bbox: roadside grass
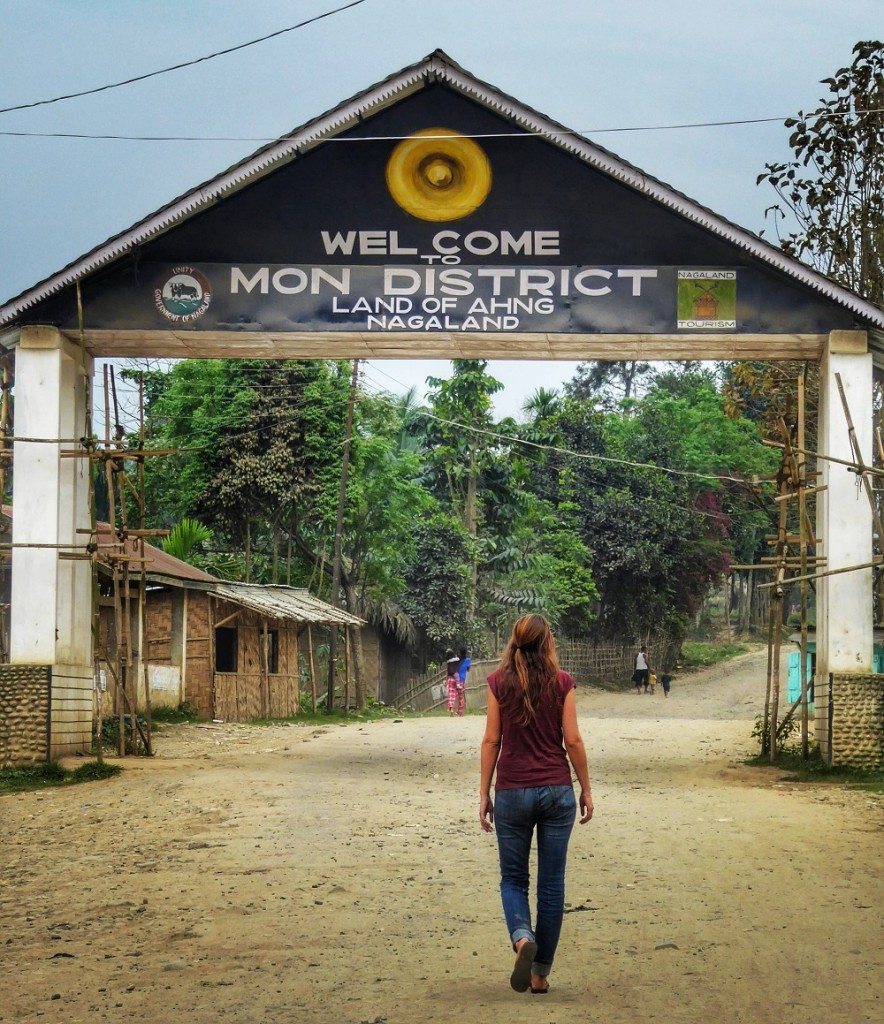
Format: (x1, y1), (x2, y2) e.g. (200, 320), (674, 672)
(245, 701), (485, 727)
(0, 760), (121, 795)
(150, 702), (200, 724)
(247, 699), (420, 727)
(680, 641), (748, 668)
(745, 746), (884, 792)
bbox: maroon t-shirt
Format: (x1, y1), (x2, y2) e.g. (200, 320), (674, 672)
(487, 669), (575, 791)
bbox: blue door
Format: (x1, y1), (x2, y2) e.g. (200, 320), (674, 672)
(787, 652), (813, 704)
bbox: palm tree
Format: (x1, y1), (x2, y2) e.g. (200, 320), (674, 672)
(522, 386), (561, 422)
(162, 518), (212, 564)
(393, 386), (428, 454)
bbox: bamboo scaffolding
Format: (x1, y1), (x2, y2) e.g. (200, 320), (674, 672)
(834, 373), (884, 545)
(769, 464), (788, 762)
(797, 371), (810, 761)
(343, 626), (351, 713)
(137, 376), (152, 755)
(763, 438), (884, 478)
(307, 625), (317, 715)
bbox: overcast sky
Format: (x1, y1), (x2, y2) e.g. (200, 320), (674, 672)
(1, 1), (880, 417)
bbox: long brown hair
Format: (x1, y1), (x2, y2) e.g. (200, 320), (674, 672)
(495, 615), (560, 724)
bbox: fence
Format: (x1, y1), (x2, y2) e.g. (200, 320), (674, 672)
(393, 636), (677, 712)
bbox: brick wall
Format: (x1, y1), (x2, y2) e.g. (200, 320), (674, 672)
(830, 673), (884, 770)
(0, 665), (50, 768)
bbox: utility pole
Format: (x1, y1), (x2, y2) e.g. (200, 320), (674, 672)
(326, 360), (360, 713)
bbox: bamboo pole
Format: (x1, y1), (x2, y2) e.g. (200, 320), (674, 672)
(261, 619), (270, 718)
(343, 626), (351, 714)
(213, 609), (242, 630)
(834, 372), (884, 546)
(103, 366), (125, 757)
(326, 359), (360, 713)
(292, 625), (300, 716)
(762, 596), (775, 757)
(763, 438), (884, 478)
(307, 625), (317, 715)
(137, 375), (152, 756)
(111, 368), (136, 754)
(208, 595), (217, 720)
(758, 557), (883, 589)
(75, 284), (103, 764)
(769, 451), (789, 763)
(798, 371), (810, 761)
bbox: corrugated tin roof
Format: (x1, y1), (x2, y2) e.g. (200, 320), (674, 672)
(211, 582), (363, 627)
(95, 522), (217, 582)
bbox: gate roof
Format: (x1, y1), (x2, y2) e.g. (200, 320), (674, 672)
(1, 50), (881, 354)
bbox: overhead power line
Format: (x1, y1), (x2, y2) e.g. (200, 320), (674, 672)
(0, 0), (369, 116)
(2, 106), (881, 142)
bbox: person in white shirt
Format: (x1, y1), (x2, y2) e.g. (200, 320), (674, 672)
(633, 646), (650, 694)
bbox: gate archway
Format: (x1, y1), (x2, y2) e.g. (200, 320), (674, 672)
(1, 49), (881, 759)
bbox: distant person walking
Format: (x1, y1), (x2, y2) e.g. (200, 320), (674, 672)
(634, 645), (650, 694)
(661, 671), (672, 698)
(456, 647), (472, 716)
(480, 615), (593, 994)
(446, 650), (462, 717)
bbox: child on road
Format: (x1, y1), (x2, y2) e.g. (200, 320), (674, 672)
(446, 651), (463, 717)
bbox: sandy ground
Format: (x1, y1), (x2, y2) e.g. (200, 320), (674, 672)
(1, 650), (881, 1024)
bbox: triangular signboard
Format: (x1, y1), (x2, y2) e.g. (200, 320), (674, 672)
(2, 50), (881, 358)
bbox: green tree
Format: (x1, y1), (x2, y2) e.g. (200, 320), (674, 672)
(758, 39), (883, 304)
(565, 360), (654, 407)
(401, 512), (481, 659)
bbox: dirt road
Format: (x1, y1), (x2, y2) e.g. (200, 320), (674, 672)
(1, 651), (881, 1024)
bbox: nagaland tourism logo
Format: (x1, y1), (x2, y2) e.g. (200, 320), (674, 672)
(154, 266), (212, 322)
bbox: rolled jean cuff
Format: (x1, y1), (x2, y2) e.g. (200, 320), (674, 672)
(532, 961), (552, 978)
(511, 927), (534, 949)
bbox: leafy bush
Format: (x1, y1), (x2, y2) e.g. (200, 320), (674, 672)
(0, 760), (121, 794)
(150, 702), (200, 723)
(680, 641), (747, 667)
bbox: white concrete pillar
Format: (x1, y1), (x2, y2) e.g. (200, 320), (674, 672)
(10, 326), (93, 756)
(816, 330), (873, 758)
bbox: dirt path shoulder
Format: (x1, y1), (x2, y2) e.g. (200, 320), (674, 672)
(0, 651), (880, 1024)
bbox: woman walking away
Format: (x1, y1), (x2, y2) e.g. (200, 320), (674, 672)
(479, 615), (593, 994)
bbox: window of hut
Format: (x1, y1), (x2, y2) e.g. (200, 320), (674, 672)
(265, 630), (280, 674)
(215, 626), (238, 673)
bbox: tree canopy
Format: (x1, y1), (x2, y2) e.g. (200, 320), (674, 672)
(134, 355), (775, 665)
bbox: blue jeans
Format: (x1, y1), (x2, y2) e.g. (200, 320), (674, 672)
(494, 784), (576, 977)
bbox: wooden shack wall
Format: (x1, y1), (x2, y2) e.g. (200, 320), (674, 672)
(97, 589), (186, 715)
(212, 600), (301, 722)
(185, 591), (213, 717)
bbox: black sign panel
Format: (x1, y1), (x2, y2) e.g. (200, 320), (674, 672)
(27, 84), (853, 335)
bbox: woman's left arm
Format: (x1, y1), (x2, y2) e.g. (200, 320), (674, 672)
(479, 688), (502, 832)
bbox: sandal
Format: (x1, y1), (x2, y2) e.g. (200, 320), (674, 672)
(530, 984), (549, 994)
(510, 940), (538, 992)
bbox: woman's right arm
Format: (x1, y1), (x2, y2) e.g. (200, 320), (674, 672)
(562, 689), (594, 823)
(479, 688), (502, 832)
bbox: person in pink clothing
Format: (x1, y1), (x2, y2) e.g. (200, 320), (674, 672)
(446, 650), (463, 716)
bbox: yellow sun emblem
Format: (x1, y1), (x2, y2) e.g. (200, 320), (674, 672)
(385, 128), (492, 222)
